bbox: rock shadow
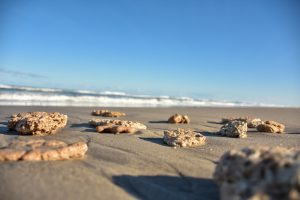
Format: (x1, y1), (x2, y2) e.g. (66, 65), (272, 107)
(206, 121), (223, 125)
(198, 131), (222, 138)
(139, 137), (167, 146)
(70, 122), (91, 128)
(112, 175), (220, 200)
(148, 120), (169, 124)
(0, 121), (20, 136)
(70, 122), (95, 133)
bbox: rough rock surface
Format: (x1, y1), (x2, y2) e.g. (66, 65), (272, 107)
(219, 120), (247, 138)
(89, 119), (147, 129)
(0, 139), (88, 161)
(92, 109), (126, 117)
(95, 125), (136, 134)
(221, 117), (263, 128)
(89, 119), (147, 134)
(8, 112), (68, 135)
(256, 120), (285, 133)
(247, 118), (263, 128)
(213, 146), (300, 200)
(163, 128), (206, 147)
(168, 114), (190, 124)
(221, 116), (249, 124)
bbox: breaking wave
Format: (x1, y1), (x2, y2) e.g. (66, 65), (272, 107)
(0, 84), (283, 107)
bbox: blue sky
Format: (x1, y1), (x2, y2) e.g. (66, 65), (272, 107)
(0, 0), (299, 106)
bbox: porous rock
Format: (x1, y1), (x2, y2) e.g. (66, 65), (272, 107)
(168, 114), (190, 124)
(163, 128), (206, 147)
(256, 120), (285, 133)
(0, 139), (88, 161)
(221, 116), (249, 124)
(95, 124), (136, 134)
(8, 112), (68, 136)
(92, 109), (126, 117)
(247, 118), (263, 128)
(89, 119), (146, 134)
(213, 146), (300, 200)
(219, 120), (247, 138)
(221, 117), (263, 128)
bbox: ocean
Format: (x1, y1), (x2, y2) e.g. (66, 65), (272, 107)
(0, 84), (282, 107)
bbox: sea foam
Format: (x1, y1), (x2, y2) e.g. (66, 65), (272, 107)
(0, 84), (282, 107)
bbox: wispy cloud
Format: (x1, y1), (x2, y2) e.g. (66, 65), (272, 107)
(0, 68), (47, 78)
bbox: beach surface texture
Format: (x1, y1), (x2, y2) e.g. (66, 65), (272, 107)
(0, 106), (299, 200)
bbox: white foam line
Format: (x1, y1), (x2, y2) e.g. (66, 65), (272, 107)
(0, 93), (287, 107)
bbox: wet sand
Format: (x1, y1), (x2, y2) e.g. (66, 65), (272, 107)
(0, 106), (299, 200)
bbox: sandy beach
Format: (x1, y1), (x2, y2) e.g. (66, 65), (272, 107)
(0, 106), (299, 200)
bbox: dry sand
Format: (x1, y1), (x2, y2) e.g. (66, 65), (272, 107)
(0, 106), (299, 200)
